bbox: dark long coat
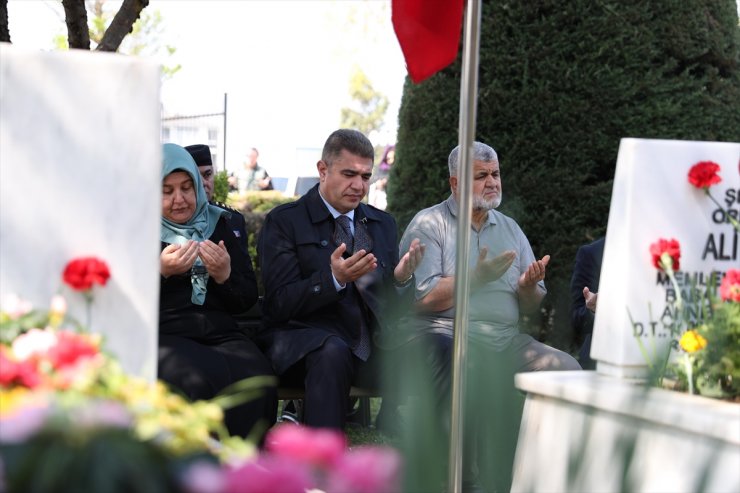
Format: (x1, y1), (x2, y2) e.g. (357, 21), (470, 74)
(257, 184), (407, 374)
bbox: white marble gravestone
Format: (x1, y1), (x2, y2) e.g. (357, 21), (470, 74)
(0, 44), (161, 379)
(591, 138), (740, 379)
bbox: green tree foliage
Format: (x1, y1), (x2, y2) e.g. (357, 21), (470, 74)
(390, 0), (740, 349)
(340, 67), (390, 138)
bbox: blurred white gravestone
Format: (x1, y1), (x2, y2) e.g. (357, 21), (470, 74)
(591, 138), (740, 379)
(0, 44), (161, 379)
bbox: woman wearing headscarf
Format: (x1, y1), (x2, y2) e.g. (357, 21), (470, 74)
(158, 143), (277, 440)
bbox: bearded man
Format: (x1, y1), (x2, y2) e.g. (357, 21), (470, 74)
(390, 141), (580, 492)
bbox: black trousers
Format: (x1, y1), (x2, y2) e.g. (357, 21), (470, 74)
(279, 335), (381, 429)
(158, 334), (278, 440)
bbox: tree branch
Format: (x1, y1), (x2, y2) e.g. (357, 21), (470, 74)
(96, 0), (149, 52)
(62, 0), (90, 49)
(0, 0), (10, 43)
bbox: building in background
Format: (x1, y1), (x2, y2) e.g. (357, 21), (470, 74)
(161, 101), (226, 171)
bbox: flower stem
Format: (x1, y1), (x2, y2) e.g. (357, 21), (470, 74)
(705, 189), (740, 232)
(684, 353), (694, 395)
(84, 292), (93, 330)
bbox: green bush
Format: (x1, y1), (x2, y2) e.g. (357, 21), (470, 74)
(390, 0), (740, 350)
(213, 171), (230, 204)
(230, 192), (295, 295)
(244, 191), (295, 213)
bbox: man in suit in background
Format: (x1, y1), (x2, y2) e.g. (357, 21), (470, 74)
(570, 236), (605, 370)
(256, 129), (424, 430)
(185, 144), (250, 259)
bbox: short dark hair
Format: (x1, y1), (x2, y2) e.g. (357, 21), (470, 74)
(321, 129), (374, 165)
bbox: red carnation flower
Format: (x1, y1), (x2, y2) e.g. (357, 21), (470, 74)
(62, 257), (110, 291)
(688, 161), (722, 190)
(45, 331), (99, 370)
(649, 238), (681, 272)
(720, 269), (740, 303)
(0, 350), (43, 389)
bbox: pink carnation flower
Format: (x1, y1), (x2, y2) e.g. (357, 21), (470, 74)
(224, 456), (313, 493)
(265, 423), (347, 468)
(326, 446), (403, 493)
(74, 399), (132, 429)
(180, 461), (225, 493)
(720, 269), (740, 302)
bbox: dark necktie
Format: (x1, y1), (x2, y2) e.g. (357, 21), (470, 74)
(334, 215), (373, 254)
(334, 215), (355, 253)
(333, 214), (371, 360)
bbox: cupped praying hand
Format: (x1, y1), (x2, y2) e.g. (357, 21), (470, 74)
(518, 254), (551, 289)
(395, 238), (425, 284)
(473, 247), (517, 286)
(199, 239), (232, 284)
(160, 240), (199, 278)
(331, 243), (378, 285)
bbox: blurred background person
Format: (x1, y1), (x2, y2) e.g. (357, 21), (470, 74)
(377, 144), (395, 179)
(368, 144), (395, 211)
(368, 176), (388, 210)
(570, 236), (604, 370)
(237, 147), (272, 192)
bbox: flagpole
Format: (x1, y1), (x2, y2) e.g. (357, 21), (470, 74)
(448, 0), (482, 492)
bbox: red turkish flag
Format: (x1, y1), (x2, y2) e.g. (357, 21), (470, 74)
(392, 0), (465, 83)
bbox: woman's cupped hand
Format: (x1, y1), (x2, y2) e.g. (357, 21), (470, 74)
(160, 240), (200, 278)
(199, 240), (231, 284)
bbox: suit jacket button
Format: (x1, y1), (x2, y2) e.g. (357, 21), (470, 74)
(320, 240), (328, 247)
(313, 285), (321, 293)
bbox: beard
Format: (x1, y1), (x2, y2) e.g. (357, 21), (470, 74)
(473, 192), (502, 211)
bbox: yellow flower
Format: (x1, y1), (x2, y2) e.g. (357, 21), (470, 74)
(0, 387), (49, 416)
(679, 329), (708, 353)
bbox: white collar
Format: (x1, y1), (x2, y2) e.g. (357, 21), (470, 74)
(318, 190), (355, 221)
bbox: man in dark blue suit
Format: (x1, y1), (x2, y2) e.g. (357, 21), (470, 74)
(257, 129), (424, 429)
(570, 236), (605, 369)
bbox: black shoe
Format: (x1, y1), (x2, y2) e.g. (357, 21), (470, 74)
(279, 399), (302, 424)
(345, 399), (364, 428)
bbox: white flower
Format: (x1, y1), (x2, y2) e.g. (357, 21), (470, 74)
(1, 293), (33, 319)
(11, 328), (57, 361)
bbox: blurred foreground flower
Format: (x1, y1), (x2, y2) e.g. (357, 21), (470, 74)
(1, 255), (402, 492)
(1, 299), (404, 493)
(62, 256), (111, 292)
(221, 424), (402, 493)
